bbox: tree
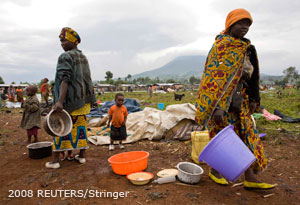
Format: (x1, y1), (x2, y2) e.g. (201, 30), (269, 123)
(0, 76), (4, 84)
(275, 78), (288, 86)
(166, 78), (175, 83)
(283, 66), (299, 85)
(113, 77), (123, 87)
(11, 81), (16, 84)
(20, 81), (30, 84)
(153, 77), (160, 83)
(137, 77), (145, 84)
(145, 77), (151, 84)
(105, 71), (113, 82)
(127, 74), (132, 82)
(189, 76), (200, 85)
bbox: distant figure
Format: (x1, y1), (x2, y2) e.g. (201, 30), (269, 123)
(174, 93), (185, 101)
(276, 89), (282, 98)
(20, 85), (41, 144)
(8, 85), (15, 102)
(107, 93), (128, 151)
(0, 88), (3, 106)
(16, 86), (24, 102)
(148, 86), (152, 98)
(41, 78), (50, 107)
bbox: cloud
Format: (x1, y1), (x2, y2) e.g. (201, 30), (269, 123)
(1, 0), (300, 83)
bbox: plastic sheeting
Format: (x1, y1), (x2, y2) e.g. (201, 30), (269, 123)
(5, 101), (22, 108)
(88, 103), (197, 145)
(274, 110), (300, 123)
(87, 98), (142, 117)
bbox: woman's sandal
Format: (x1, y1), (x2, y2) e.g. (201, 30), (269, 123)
(74, 155), (86, 164)
(45, 162), (60, 169)
(244, 180), (277, 190)
(209, 172), (229, 185)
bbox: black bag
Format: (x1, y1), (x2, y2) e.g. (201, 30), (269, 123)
(228, 82), (243, 113)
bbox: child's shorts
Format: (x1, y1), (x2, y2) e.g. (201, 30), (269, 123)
(110, 125), (127, 141)
(27, 126), (39, 136)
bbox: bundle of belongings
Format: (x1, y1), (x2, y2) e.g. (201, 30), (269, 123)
(88, 103), (200, 145)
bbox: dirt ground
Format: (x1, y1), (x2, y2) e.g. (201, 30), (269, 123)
(0, 109), (300, 205)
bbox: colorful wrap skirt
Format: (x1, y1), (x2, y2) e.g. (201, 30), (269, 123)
(208, 90), (268, 172)
(52, 115), (89, 152)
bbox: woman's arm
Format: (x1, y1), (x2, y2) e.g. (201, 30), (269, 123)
(52, 81), (68, 112)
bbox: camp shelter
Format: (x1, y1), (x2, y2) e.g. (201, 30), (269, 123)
(0, 84), (29, 94)
(95, 84), (115, 92)
(153, 83), (183, 91)
(120, 84), (136, 92)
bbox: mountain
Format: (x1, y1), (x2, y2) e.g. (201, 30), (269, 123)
(132, 55), (206, 80)
(131, 55), (282, 82)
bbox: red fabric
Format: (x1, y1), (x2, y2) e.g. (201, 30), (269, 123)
(262, 109), (281, 121)
(41, 83), (45, 93)
(27, 126), (38, 136)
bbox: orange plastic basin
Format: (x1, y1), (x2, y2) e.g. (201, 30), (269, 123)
(108, 151), (149, 175)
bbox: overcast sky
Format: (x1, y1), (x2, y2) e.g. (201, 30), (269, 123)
(1, 0), (299, 84)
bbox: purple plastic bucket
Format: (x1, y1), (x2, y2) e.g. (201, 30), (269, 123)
(259, 133), (266, 138)
(198, 125), (256, 182)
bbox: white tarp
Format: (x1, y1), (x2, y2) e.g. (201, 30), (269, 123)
(5, 101), (22, 108)
(88, 103), (197, 145)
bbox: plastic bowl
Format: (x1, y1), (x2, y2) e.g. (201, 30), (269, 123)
(44, 109), (72, 136)
(108, 151), (149, 175)
(177, 162), (204, 184)
(126, 172), (153, 185)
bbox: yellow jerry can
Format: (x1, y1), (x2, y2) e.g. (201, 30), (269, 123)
(191, 130), (210, 164)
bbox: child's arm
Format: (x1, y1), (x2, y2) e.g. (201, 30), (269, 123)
(123, 107), (128, 126)
(107, 115), (112, 128)
(123, 116), (127, 126)
(24, 101), (39, 113)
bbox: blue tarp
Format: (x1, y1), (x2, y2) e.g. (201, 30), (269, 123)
(87, 98), (142, 117)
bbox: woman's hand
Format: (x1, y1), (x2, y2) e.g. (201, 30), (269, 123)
(52, 101), (63, 112)
(213, 109), (225, 125)
(249, 102), (257, 114)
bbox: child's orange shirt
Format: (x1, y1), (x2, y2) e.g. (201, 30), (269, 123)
(108, 105), (128, 128)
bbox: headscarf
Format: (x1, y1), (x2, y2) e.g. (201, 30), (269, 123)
(59, 27), (81, 45)
(224, 8), (253, 34)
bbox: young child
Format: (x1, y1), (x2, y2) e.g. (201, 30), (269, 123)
(20, 85), (41, 143)
(45, 27), (96, 169)
(107, 93), (128, 150)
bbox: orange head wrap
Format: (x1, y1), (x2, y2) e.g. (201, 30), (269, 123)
(224, 8), (253, 34)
